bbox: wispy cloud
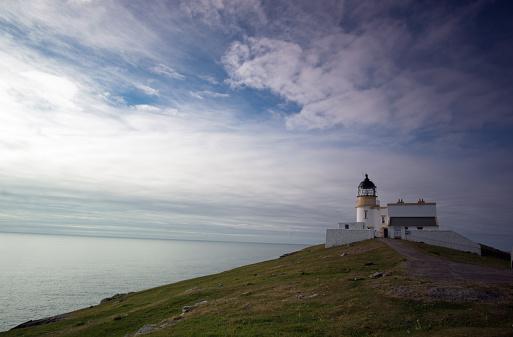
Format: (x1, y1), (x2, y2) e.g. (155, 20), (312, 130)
(132, 104), (161, 112)
(199, 75), (220, 85)
(152, 64), (185, 80)
(181, 0), (266, 34)
(0, 0), (158, 59)
(135, 83), (160, 96)
(189, 90), (230, 99)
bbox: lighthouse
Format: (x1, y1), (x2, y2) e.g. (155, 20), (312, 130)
(355, 174), (387, 230)
(325, 174), (480, 254)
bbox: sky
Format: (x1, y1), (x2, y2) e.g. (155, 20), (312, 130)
(0, 0), (512, 250)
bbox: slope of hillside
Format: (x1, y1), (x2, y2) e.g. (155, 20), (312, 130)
(2, 239), (512, 337)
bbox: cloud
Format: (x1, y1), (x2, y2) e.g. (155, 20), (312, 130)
(199, 75), (220, 85)
(100, 92), (126, 105)
(222, 36), (391, 129)
(221, 1), (512, 137)
(189, 90), (230, 99)
(132, 104), (161, 112)
(152, 64), (185, 80)
(135, 83), (159, 96)
(19, 71), (79, 111)
(189, 91), (204, 99)
(0, 0), (159, 60)
(181, 0), (266, 34)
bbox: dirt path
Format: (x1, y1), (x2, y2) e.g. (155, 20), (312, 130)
(379, 238), (513, 284)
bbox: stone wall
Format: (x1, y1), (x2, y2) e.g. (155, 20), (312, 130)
(325, 229), (374, 248)
(405, 230), (481, 255)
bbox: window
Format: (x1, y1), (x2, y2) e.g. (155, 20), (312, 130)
(382, 217), (385, 223)
(364, 211), (368, 219)
(345, 224), (349, 229)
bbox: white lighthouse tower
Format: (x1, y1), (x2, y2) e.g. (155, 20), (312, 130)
(355, 174), (387, 232)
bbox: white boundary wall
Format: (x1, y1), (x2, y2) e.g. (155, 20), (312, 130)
(405, 230), (481, 255)
(325, 229), (374, 248)
(325, 228), (481, 255)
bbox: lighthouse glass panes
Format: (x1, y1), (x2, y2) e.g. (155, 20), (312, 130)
(357, 174), (376, 197)
(358, 186), (376, 196)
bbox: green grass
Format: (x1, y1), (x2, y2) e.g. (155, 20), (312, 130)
(2, 239), (512, 337)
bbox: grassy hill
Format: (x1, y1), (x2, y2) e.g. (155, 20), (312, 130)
(2, 239), (512, 337)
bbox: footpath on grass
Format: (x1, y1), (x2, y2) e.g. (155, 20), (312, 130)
(380, 238), (513, 284)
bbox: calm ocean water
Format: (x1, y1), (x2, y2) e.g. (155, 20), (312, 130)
(0, 232), (309, 331)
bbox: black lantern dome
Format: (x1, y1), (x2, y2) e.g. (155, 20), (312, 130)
(358, 173), (376, 197)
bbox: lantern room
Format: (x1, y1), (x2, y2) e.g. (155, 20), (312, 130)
(358, 173), (376, 197)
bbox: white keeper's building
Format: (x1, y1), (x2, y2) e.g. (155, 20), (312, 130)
(325, 174), (481, 255)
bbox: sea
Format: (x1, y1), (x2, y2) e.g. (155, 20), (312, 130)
(0, 232), (309, 332)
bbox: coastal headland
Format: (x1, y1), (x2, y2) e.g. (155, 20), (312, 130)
(2, 239), (512, 336)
